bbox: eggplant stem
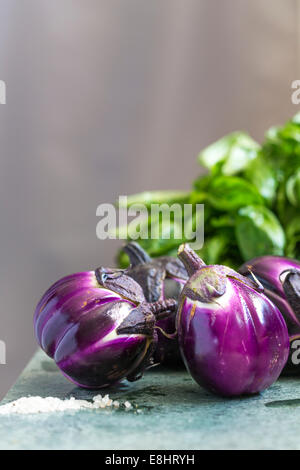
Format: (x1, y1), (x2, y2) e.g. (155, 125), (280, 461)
(123, 242), (152, 267)
(178, 243), (205, 276)
(245, 269), (264, 292)
(117, 299), (177, 337)
(95, 267), (125, 285)
(148, 298), (177, 320)
(282, 269), (300, 320)
(154, 325), (177, 340)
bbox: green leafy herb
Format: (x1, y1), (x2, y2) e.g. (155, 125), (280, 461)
(286, 169), (300, 207)
(235, 206), (285, 260)
(117, 114), (300, 267)
(198, 132), (259, 176)
(207, 176), (263, 211)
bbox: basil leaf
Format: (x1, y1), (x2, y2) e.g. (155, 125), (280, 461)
(285, 216), (300, 259)
(117, 190), (190, 209)
(244, 155), (277, 204)
(286, 169), (300, 207)
(198, 132), (259, 176)
(207, 176), (263, 211)
(193, 173), (212, 192)
(263, 116), (300, 177)
(235, 205), (285, 261)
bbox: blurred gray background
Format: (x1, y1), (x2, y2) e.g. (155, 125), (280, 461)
(0, 0), (298, 398)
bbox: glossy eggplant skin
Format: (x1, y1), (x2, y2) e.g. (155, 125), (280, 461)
(34, 271), (153, 389)
(239, 256), (300, 374)
(177, 245), (290, 397)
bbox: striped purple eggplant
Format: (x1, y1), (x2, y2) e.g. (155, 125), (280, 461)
(176, 244), (289, 397)
(34, 267), (176, 389)
(239, 256), (300, 374)
(123, 242), (188, 365)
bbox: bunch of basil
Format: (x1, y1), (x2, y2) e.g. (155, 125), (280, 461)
(118, 113), (300, 268)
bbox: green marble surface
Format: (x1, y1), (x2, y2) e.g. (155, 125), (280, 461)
(1, 350), (300, 449)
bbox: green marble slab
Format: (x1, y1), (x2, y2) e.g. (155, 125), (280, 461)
(1, 350), (300, 450)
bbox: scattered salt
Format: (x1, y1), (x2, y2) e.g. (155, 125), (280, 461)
(0, 395), (134, 415)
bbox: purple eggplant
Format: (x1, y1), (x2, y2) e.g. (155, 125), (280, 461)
(123, 242), (188, 365)
(239, 256), (300, 374)
(34, 267), (176, 389)
(176, 244), (289, 397)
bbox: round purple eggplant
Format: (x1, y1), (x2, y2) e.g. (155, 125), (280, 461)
(34, 267), (176, 388)
(176, 244), (289, 397)
(123, 242), (188, 365)
(239, 255), (300, 374)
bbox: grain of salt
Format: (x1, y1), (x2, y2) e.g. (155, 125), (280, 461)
(0, 395), (133, 415)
